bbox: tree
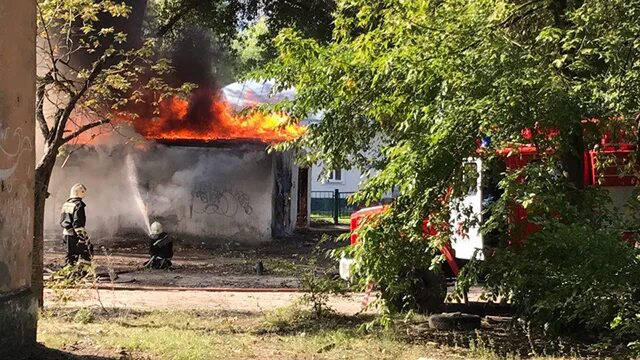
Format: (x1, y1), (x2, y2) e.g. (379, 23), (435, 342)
(152, 0), (335, 40)
(34, 0), (191, 305)
(150, 0), (336, 75)
(258, 0), (640, 340)
(231, 17), (270, 74)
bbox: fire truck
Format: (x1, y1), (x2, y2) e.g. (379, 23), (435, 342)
(338, 128), (639, 311)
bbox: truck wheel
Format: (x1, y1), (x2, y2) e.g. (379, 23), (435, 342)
(381, 269), (447, 314)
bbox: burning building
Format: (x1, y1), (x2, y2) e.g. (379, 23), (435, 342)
(44, 82), (310, 245)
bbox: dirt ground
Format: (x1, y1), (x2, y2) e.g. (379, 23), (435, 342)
(43, 223), (492, 313)
(44, 224), (348, 289)
(36, 224), (542, 360)
(44, 288), (368, 314)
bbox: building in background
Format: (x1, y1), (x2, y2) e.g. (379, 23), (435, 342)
(310, 164), (362, 193)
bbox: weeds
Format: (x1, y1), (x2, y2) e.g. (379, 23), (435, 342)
(263, 258), (298, 276)
(45, 262), (95, 305)
(73, 307), (95, 324)
(297, 236), (349, 318)
(45, 247), (119, 311)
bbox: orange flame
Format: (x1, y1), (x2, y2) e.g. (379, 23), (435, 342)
(129, 91), (305, 144)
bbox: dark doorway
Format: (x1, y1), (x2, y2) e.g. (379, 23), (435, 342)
(296, 167), (309, 228)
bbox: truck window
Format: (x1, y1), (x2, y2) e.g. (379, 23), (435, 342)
(481, 157), (506, 210)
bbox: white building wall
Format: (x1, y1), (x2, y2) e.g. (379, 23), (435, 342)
(310, 163), (363, 193)
(46, 143), (288, 245)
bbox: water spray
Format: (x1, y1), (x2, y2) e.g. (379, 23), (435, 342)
(126, 153), (151, 234)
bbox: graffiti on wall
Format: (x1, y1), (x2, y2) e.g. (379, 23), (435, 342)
(192, 185), (253, 217)
(0, 127), (32, 192)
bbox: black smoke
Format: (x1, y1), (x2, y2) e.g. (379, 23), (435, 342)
(169, 26), (220, 90)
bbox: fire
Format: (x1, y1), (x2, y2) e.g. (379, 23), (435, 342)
(128, 90), (305, 144)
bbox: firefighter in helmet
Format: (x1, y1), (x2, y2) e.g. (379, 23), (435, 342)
(60, 183), (93, 265)
(144, 221), (173, 269)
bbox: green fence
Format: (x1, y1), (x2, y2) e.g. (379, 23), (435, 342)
(310, 190), (357, 224)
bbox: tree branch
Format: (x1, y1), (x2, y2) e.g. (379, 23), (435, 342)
(52, 56), (107, 143)
(62, 118), (111, 144)
(36, 72), (53, 140)
(634, 112), (640, 152)
(499, 0), (546, 28)
(37, 2), (61, 80)
(157, 0), (203, 37)
(52, 76), (79, 97)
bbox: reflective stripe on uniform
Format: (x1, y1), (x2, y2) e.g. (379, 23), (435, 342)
(61, 202), (76, 214)
(63, 228), (75, 236)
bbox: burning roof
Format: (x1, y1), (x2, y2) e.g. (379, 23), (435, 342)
(66, 81), (306, 147)
(127, 84), (304, 145)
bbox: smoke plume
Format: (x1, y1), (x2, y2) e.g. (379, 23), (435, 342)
(46, 143), (276, 244)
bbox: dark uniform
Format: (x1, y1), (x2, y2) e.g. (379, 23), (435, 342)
(144, 226), (173, 269)
(60, 197), (92, 265)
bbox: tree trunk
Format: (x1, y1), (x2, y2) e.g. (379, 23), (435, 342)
(561, 125), (585, 190)
(32, 145), (58, 307)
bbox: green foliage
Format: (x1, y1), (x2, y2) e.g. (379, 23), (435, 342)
(335, 209), (445, 313)
(45, 262), (96, 305)
(256, 0), (640, 345)
(479, 222), (640, 334)
(150, 0), (247, 41)
(150, 0), (336, 77)
(231, 17), (270, 73)
(47, 262), (96, 289)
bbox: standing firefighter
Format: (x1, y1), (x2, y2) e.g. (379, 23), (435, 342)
(60, 183), (92, 265)
(144, 221), (173, 269)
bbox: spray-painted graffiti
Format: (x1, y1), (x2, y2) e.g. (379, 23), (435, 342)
(192, 186), (253, 217)
(0, 127), (32, 192)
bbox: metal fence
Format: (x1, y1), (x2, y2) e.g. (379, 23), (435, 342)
(310, 189), (358, 224)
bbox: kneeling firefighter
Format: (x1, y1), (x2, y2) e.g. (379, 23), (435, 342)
(60, 183), (93, 265)
(144, 221), (173, 269)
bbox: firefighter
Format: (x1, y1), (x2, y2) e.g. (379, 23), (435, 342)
(144, 221), (173, 269)
(60, 183), (92, 265)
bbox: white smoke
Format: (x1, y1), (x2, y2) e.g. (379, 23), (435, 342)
(45, 138), (277, 245)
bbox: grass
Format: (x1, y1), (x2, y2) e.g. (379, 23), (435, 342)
(310, 214), (351, 225)
(37, 305), (608, 360)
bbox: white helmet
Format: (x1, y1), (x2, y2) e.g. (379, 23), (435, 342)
(150, 221), (163, 235)
(69, 183), (87, 198)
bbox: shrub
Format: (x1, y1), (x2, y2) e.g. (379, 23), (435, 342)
(477, 221), (640, 340)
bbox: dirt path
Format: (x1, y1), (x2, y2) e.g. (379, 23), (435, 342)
(44, 288), (370, 314)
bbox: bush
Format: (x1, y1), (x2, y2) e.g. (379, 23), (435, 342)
(298, 256), (348, 318)
(477, 221), (640, 340)
(337, 209), (445, 312)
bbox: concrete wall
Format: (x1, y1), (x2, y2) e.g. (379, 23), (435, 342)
(45, 143), (294, 245)
(163, 145), (275, 243)
(0, 1), (38, 358)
